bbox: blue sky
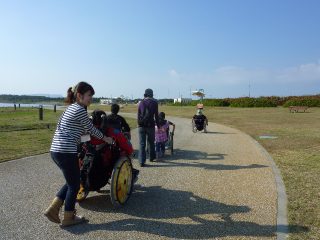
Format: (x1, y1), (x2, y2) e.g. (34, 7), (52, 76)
(0, 0), (320, 99)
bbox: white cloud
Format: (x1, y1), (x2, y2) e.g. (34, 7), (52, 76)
(169, 69), (179, 78)
(212, 66), (269, 85)
(276, 61), (320, 83)
(168, 60), (320, 86)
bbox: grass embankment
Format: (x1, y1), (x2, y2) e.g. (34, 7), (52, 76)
(96, 103), (319, 240)
(0, 107), (136, 163)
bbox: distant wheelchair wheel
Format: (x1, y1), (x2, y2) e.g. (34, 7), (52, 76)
(192, 125), (197, 133)
(76, 184), (89, 202)
(110, 156), (133, 207)
(169, 132), (174, 155)
(192, 120), (197, 133)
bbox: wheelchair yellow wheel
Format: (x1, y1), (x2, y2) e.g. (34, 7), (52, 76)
(76, 184), (89, 202)
(110, 156), (133, 207)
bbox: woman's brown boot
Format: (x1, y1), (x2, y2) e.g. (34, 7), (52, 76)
(61, 210), (86, 227)
(44, 197), (64, 223)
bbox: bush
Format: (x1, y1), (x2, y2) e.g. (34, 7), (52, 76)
(229, 97), (277, 107)
(229, 97), (255, 107)
(202, 99), (230, 107)
(283, 98), (320, 107)
(254, 97), (278, 107)
(164, 95), (320, 108)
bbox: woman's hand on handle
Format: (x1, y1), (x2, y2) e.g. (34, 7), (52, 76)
(103, 136), (114, 144)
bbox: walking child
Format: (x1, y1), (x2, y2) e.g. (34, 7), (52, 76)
(155, 112), (175, 159)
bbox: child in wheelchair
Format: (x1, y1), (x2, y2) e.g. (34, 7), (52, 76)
(155, 112), (175, 159)
(105, 103), (131, 140)
(90, 109), (134, 161)
(78, 110), (138, 199)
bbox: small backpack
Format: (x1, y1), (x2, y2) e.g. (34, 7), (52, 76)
(138, 101), (152, 127)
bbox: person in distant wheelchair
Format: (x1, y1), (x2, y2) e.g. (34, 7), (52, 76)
(192, 109), (208, 133)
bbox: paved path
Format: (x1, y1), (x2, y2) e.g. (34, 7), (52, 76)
(0, 116), (282, 239)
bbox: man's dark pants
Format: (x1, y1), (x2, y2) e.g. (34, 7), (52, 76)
(138, 127), (155, 164)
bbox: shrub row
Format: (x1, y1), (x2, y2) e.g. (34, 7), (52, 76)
(168, 95), (320, 108)
(229, 97), (278, 107)
(283, 98), (320, 107)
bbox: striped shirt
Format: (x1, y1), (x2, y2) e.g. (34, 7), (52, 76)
(50, 103), (104, 153)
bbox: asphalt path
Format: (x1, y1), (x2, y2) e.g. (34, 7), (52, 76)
(0, 115), (282, 240)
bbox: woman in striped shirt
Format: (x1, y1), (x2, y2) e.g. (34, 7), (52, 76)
(44, 82), (113, 227)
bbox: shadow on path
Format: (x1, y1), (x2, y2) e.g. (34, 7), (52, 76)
(200, 131), (235, 135)
(151, 161), (268, 171)
(168, 149), (227, 161)
(73, 186), (308, 238)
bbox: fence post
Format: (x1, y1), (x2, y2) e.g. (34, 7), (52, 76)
(39, 105), (43, 120)
(14, 104), (16, 110)
(54, 104), (56, 112)
(18, 104), (20, 108)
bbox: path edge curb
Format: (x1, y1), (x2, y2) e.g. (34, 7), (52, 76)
(247, 135), (289, 240)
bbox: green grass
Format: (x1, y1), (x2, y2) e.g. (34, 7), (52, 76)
(95, 104), (319, 239)
(0, 108), (60, 162)
(0, 107), (136, 163)
(123, 117), (137, 130)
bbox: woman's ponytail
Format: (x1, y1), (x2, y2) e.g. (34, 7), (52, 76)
(64, 82), (95, 105)
(65, 87), (75, 105)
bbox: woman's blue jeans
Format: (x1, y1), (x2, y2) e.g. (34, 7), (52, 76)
(50, 151), (80, 211)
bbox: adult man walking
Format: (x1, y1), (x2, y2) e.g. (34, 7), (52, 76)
(138, 88), (159, 167)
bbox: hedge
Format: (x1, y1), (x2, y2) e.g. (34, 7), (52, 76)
(167, 95), (320, 108)
(283, 98), (320, 107)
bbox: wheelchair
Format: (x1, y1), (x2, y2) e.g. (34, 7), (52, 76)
(76, 138), (138, 207)
(192, 116), (208, 133)
(165, 131), (174, 156)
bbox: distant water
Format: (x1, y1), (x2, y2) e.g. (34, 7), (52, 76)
(259, 135), (278, 139)
(0, 103), (58, 108)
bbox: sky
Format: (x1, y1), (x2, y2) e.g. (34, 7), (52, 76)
(0, 0), (320, 99)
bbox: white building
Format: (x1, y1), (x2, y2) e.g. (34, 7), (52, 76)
(100, 98), (116, 105)
(174, 98), (192, 104)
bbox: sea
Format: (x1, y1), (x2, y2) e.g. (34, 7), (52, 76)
(0, 103), (63, 109)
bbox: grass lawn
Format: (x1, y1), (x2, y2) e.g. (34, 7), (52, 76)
(0, 107), (60, 162)
(0, 107), (136, 163)
(91, 103), (319, 240)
